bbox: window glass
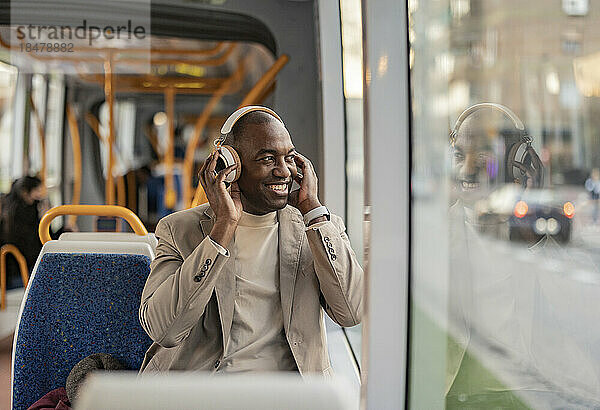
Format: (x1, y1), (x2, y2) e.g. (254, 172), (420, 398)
(28, 73), (46, 177)
(45, 74), (65, 209)
(99, 99), (137, 177)
(0, 62), (17, 193)
(340, 0), (364, 362)
(409, 0), (600, 408)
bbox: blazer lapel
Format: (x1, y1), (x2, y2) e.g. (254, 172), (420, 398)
(277, 206), (304, 333)
(199, 206), (235, 352)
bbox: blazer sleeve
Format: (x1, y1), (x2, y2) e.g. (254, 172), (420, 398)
(139, 217), (230, 348)
(305, 214), (363, 327)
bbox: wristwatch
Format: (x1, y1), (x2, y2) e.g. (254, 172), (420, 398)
(303, 205), (330, 226)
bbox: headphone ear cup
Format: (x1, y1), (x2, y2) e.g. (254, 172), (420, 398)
(523, 145), (544, 188)
(507, 141), (544, 188)
(216, 145), (241, 183)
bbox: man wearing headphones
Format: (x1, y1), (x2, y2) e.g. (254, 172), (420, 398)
(450, 103), (543, 238)
(446, 103), (544, 402)
(139, 106), (363, 375)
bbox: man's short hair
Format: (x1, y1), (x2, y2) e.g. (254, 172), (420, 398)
(224, 110), (281, 148)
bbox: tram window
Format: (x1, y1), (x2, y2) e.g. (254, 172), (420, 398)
(409, 0), (600, 408)
(0, 62), (18, 192)
(28, 74), (46, 178)
(341, 0), (363, 362)
(45, 74), (65, 210)
(99, 100), (137, 177)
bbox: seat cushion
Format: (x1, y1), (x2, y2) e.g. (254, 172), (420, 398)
(12, 253), (152, 410)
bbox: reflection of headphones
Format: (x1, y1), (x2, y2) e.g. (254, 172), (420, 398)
(449, 102), (544, 188)
(214, 105), (284, 183)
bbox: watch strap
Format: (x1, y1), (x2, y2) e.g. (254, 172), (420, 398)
(303, 205), (330, 225)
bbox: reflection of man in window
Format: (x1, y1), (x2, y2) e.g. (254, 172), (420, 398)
(450, 103), (543, 239)
(446, 103), (544, 405)
(585, 168), (600, 223)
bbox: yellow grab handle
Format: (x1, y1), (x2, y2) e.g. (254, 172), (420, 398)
(39, 205), (148, 244)
(0, 244), (29, 310)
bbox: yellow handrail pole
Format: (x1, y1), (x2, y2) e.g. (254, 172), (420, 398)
(73, 41), (227, 56)
(191, 182), (209, 208)
(256, 82), (277, 105)
(104, 52), (116, 206)
(29, 93), (47, 190)
(164, 87), (176, 210)
(115, 43), (237, 66)
(39, 205), (148, 244)
(183, 64), (245, 207)
(85, 112), (105, 143)
(143, 124), (163, 162)
(78, 73), (230, 89)
(127, 171), (137, 212)
(66, 104), (82, 226)
(239, 54), (289, 107)
(85, 112), (127, 208)
(0, 245), (29, 311)
(117, 174), (127, 208)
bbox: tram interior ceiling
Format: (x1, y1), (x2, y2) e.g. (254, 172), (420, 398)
(0, 21), (286, 229)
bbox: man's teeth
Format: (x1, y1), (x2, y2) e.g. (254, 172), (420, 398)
(462, 181), (479, 190)
(268, 184), (288, 192)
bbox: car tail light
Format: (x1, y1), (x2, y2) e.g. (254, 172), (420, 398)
(564, 202), (575, 218)
(514, 200), (528, 218)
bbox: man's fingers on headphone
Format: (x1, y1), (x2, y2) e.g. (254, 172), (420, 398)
(207, 150), (219, 175)
(215, 164), (237, 183)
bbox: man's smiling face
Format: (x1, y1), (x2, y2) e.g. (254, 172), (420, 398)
(452, 109), (510, 205)
(235, 120), (298, 215)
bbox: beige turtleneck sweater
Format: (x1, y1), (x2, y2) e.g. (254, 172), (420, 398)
(218, 211), (297, 372)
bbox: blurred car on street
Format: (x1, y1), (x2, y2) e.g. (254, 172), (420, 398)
(473, 184), (586, 244)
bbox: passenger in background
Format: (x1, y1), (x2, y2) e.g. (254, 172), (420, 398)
(0, 176), (68, 289)
(1, 176), (46, 289)
(585, 168), (600, 223)
(139, 106), (363, 375)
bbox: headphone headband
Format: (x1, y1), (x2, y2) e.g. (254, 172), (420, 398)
(220, 105), (284, 135)
(451, 103), (525, 144)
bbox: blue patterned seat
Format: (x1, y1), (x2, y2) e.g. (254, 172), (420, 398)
(12, 252), (152, 410)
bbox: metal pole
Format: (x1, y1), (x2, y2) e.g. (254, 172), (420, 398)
(164, 87), (176, 210)
(104, 52), (116, 205)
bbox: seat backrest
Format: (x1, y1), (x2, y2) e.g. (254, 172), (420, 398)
(44, 239), (155, 260)
(77, 373), (356, 410)
(58, 232), (158, 252)
(11, 242), (153, 410)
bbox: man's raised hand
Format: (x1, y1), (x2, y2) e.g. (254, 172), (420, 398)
(199, 150), (243, 224)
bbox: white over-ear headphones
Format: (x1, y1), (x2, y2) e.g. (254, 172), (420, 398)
(215, 105), (285, 183)
(450, 102), (544, 188)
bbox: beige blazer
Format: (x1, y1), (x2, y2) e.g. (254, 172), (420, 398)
(138, 204), (363, 375)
